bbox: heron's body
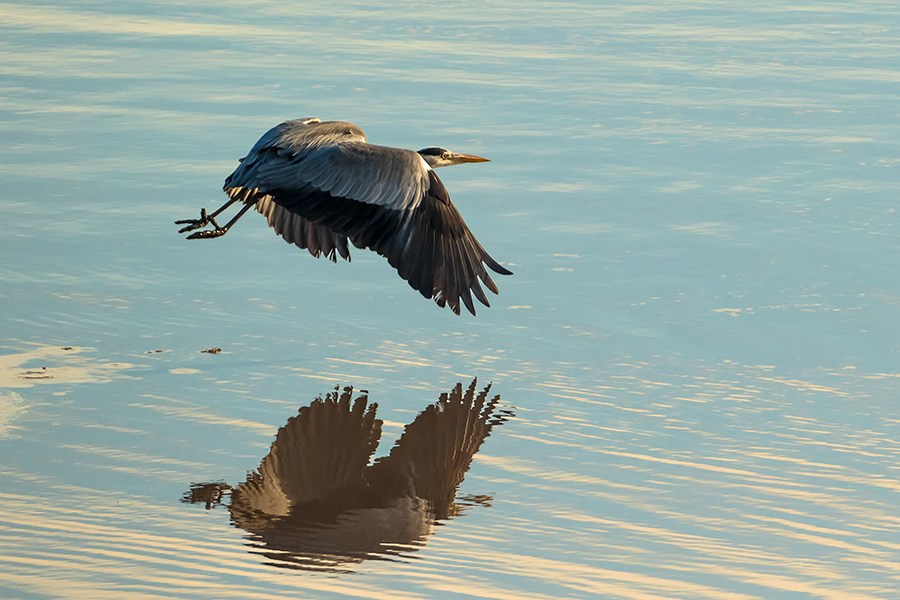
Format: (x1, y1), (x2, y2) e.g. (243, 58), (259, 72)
(177, 117), (511, 315)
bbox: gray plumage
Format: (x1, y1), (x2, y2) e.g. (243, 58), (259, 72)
(176, 117), (512, 315)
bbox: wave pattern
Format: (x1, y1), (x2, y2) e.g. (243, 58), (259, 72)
(3, 0), (900, 597)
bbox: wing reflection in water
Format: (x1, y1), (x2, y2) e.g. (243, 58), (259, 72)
(182, 379), (512, 572)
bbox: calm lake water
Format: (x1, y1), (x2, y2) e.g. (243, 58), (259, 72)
(2, 1), (900, 598)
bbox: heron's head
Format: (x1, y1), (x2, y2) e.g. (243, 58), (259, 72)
(418, 147), (490, 169)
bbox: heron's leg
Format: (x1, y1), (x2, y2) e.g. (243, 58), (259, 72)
(185, 202), (253, 239)
(175, 198), (240, 234)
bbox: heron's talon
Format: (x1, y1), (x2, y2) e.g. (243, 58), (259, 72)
(175, 208), (211, 232)
(177, 221), (203, 234)
(176, 208), (229, 237)
(187, 229), (226, 239)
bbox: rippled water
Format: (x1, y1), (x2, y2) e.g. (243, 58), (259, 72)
(2, 1), (900, 598)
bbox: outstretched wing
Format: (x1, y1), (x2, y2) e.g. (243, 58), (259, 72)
(224, 118), (511, 315)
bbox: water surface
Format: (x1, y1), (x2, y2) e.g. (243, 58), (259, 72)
(2, 1), (900, 598)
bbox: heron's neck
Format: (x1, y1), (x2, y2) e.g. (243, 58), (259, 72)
(418, 154), (445, 169)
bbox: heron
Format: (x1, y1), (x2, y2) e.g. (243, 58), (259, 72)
(176, 117), (512, 315)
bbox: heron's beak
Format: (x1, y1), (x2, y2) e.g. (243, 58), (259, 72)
(453, 153), (490, 164)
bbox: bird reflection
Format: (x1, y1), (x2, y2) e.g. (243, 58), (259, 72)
(183, 379), (511, 572)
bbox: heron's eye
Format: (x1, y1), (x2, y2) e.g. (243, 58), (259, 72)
(441, 152), (451, 159)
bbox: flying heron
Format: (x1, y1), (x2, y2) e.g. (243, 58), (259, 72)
(176, 117), (512, 315)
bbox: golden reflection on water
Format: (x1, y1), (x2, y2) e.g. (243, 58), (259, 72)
(1, 348), (898, 598)
(0, 344), (134, 389)
(476, 360), (898, 599)
(0, 344), (136, 438)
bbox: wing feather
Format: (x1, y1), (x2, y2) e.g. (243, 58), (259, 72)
(245, 190), (349, 262)
(441, 230), (461, 314)
(259, 140), (430, 212)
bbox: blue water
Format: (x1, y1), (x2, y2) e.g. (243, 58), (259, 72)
(2, 1), (900, 598)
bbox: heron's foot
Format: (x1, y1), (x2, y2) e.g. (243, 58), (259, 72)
(176, 208), (224, 236)
(186, 228), (227, 240)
